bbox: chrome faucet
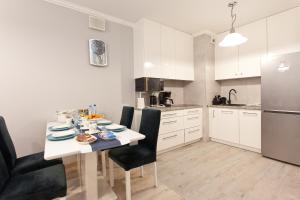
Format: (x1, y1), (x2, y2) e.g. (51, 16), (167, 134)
(228, 89), (237, 104)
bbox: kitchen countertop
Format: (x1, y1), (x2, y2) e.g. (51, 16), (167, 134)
(135, 104), (203, 112)
(208, 104), (261, 110)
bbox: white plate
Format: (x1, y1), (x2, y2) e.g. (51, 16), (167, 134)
(52, 130), (76, 138)
(97, 119), (112, 124)
(76, 135), (97, 145)
(52, 123), (73, 129)
(105, 124), (126, 130)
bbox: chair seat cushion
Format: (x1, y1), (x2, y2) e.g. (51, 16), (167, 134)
(0, 164), (67, 200)
(12, 152), (62, 175)
(108, 145), (156, 171)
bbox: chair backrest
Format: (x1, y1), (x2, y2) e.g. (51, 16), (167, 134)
(0, 116), (17, 169)
(0, 150), (10, 193)
(138, 109), (161, 152)
(120, 106), (134, 129)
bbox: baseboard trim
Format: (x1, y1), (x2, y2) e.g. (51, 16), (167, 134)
(210, 138), (261, 153)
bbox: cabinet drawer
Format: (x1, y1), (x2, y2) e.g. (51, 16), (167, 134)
(185, 126), (202, 143)
(184, 108), (202, 116)
(159, 117), (184, 134)
(184, 114), (202, 128)
(161, 110), (183, 119)
(157, 130), (184, 151)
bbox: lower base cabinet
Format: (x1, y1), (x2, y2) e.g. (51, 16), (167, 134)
(209, 107), (261, 152)
(185, 126), (202, 143)
(133, 108), (203, 153)
(157, 130), (185, 151)
(239, 110), (261, 149)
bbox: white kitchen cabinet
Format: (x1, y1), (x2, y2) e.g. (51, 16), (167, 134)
(134, 108), (202, 152)
(209, 107), (261, 152)
(161, 25), (176, 79)
(134, 19), (161, 78)
(215, 19), (266, 80)
(175, 31), (194, 80)
(159, 116), (184, 134)
(215, 31), (239, 80)
(237, 19), (266, 78)
(209, 108), (239, 144)
(209, 108), (220, 139)
(184, 114), (202, 129)
(185, 126), (202, 143)
(239, 110), (261, 149)
(134, 19), (194, 80)
(157, 130), (185, 151)
(268, 7), (300, 55)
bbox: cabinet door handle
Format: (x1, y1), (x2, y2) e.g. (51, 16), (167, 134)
(221, 110), (233, 114)
(163, 113), (176, 117)
(163, 120), (177, 125)
(188, 129), (200, 134)
(188, 110), (199, 114)
(162, 135), (177, 140)
(243, 112), (258, 116)
(187, 117), (199, 120)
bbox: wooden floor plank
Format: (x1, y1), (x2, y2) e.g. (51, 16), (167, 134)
(64, 141), (300, 200)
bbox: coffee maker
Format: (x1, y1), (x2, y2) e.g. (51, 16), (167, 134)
(149, 94), (158, 107)
(159, 91), (174, 107)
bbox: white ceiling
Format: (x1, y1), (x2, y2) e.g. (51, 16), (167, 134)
(65, 0), (300, 34)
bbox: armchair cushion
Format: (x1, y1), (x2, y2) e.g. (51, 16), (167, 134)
(108, 145), (156, 171)
(0, 152), (9, 193)
(12, 152), (62, 175)
(0, 116), (17, 169)
(0, 164), (67, 200)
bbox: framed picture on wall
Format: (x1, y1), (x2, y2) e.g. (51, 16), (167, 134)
(89, 39), (108, 66)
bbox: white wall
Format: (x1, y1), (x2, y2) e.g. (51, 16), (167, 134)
(220, 78), (261, 105)
(0, 0), (134, 156)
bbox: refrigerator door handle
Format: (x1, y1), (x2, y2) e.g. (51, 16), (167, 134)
(264, 110), (300, 115)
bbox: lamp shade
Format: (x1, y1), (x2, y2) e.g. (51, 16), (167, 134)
(219, 32), (248, 47)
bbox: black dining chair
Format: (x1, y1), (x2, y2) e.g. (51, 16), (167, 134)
(120, 106), (134, 129)
(100, 106), (135, 177)
(0, 116), (62, 175)
(0, 150), (67, 200)
(108, 108), (161, 200)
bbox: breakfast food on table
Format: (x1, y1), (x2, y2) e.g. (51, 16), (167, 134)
(76, 133), (96, 143)
(84, 114), (104, 120)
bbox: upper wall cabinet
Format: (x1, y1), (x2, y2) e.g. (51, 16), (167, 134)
(175, 30), (194, 80)
(268, 7), (300, 56)
(134, 19), (194, 81)
(215, 31), (239, 80)
(134, 19), (161, 78)
(215, 19), (267, 80)
(237, 19), (266, 78)
(161, 25), (176, 79)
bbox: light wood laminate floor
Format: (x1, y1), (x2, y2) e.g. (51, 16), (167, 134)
(64, 141), (300, 200)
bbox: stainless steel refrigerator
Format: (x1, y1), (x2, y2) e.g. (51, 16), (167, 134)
(262, 52), (300, 165)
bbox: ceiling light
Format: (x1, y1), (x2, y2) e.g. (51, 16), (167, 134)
(219, 1), (248, 47)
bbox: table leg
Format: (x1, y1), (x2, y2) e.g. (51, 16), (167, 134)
(101, 151), (106, 177)
(85, 152), (98, 200)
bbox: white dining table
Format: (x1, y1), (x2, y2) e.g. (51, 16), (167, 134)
(44, 122), (145, 200)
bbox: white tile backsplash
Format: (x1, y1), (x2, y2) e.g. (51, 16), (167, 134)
(164, 80), (185, 105)
(220, 77), (261, 105)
